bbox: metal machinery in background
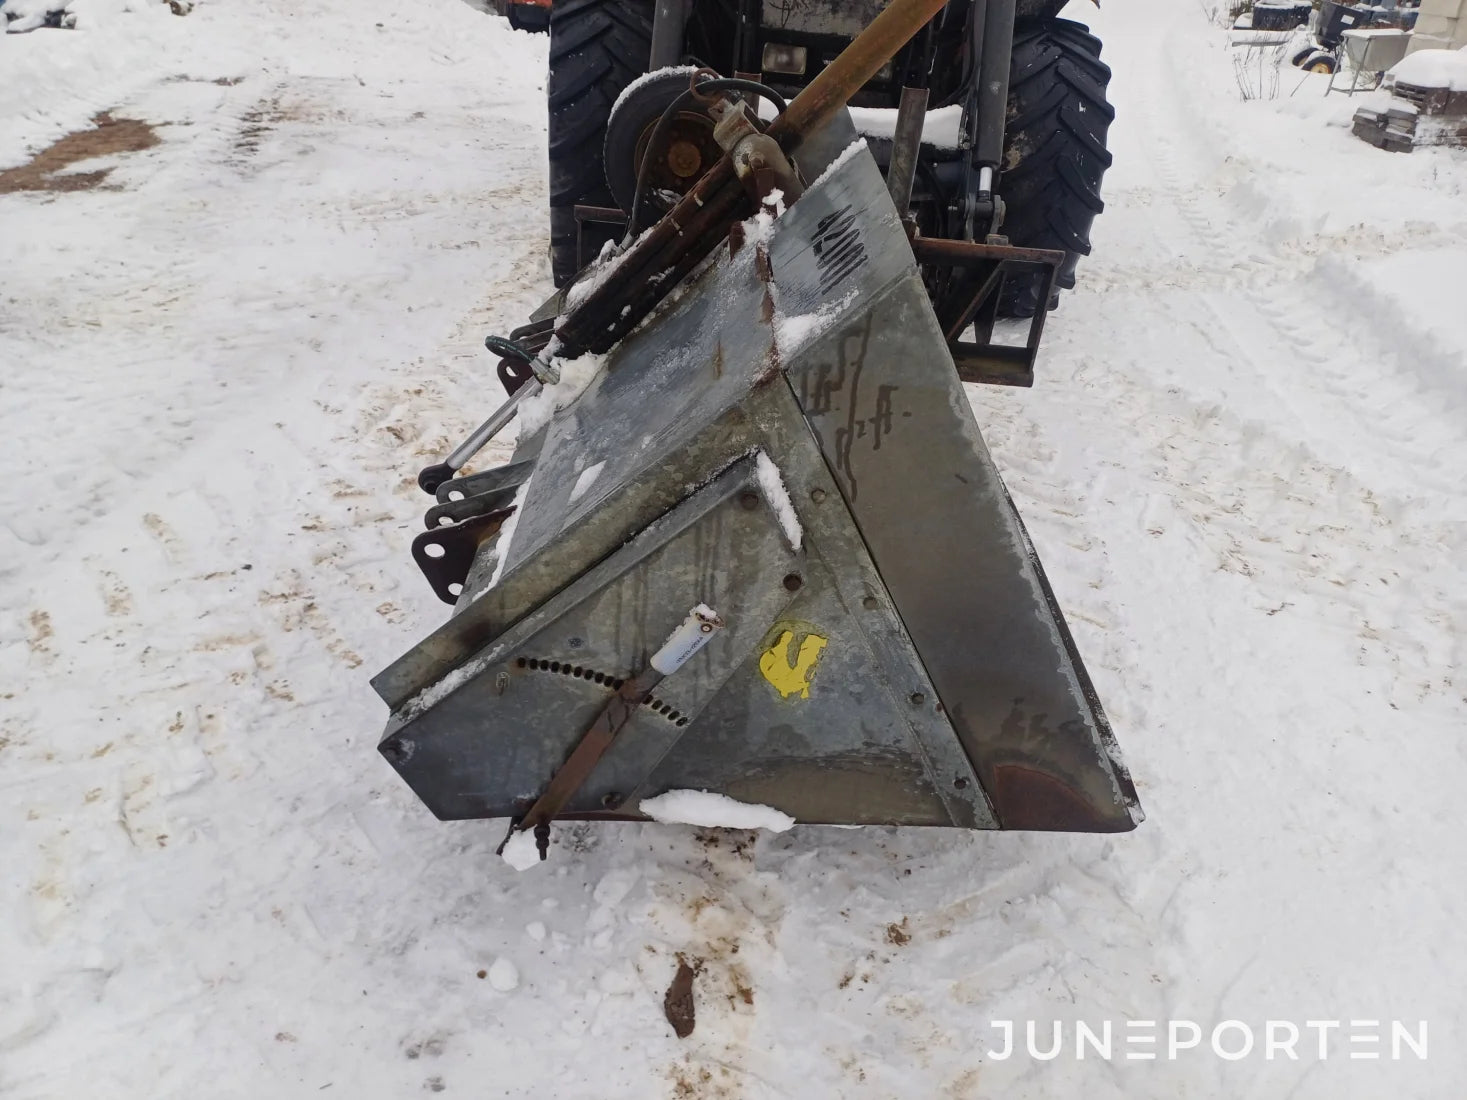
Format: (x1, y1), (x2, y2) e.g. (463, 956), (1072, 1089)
(543, 0), (1115, 320)
(1291, 0), (1422, 74)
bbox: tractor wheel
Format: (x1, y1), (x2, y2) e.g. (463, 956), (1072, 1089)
(998, 19), (1114, 317)
(507, 4), (551, 34)
(602, 68), (720, 218)
(547, 0), (654, 286)
(1304, 52), (1337, 74)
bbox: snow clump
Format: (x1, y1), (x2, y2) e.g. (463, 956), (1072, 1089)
(639, 789), (795, 832)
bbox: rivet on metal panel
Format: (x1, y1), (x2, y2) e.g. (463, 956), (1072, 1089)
(909, 692), (925, 706)
(783, 573), (804, 592)
(954, 777), (969, 789)
(739, 491), (760, 511)
(861, 596), (879, 610)
(810, 488), (827, 503)
(602, 792), (622, 808)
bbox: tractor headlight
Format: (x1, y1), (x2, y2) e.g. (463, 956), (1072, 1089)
(761, 43), (808, 76)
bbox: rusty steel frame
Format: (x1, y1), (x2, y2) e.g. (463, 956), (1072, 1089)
(913, 235), (1065, 389)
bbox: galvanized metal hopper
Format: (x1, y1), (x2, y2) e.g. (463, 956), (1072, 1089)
(371, 132), (1141, 844)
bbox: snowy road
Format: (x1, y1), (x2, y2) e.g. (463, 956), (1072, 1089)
(3, 0), (1466, 1096)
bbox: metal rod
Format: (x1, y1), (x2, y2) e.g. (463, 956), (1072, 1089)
(886, 85), (928, 215)
(766, 0), (949, 146)
(941, 261), (1005, 343)
(910, 236), (1065, 267)
(446, 377), (541, 468)
(973, 0), (1016, 174)
(518, 665), (665, 839)
(514, 607), (723, 854)
(649, 0), (686, 70)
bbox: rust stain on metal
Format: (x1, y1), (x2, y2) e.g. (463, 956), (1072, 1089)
(755, 244), (774, 284)
(517, 666), (662, 836)
(989, 762), (1123, 832)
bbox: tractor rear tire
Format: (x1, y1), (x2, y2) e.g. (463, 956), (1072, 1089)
(547, 0), (654, 286)
(999, 19), (1114, 317)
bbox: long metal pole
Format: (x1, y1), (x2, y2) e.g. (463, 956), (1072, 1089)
(886, 85), (928, 215)
(766, 0), (950, 145)
(649, 0), (686, 70)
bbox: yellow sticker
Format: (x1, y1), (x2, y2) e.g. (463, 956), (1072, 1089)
(758, 626), (829, 700)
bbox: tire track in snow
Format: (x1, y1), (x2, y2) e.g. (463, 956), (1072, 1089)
(1034, 2), (1467, 711)
(1135, 14), (1467, 502)
(958, 8), (1467, 1093)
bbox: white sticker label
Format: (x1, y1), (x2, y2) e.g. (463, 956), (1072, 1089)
(650, 607), (724, 675)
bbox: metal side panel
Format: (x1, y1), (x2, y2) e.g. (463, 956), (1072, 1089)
(378, 459), (798, 820)
(766, 156), (1142, 832)
(372, 236), (781, 712)
(380, 376), (999, 828)
(371, 134), (886, 712)
(637, 384), (993, 828)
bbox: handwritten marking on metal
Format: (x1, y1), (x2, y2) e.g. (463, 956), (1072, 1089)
(832, 315), (875, 500)
(812, 205), (869, 295)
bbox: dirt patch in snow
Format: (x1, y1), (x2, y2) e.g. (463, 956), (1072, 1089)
(662, 955), (700, 1038)
(0, 113), (159, 194)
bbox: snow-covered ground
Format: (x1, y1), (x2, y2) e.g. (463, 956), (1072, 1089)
(3, 0), (1466, 1096)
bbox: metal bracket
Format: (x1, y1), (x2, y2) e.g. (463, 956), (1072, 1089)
(914, 235), (1064, 388)
(433, 459), (536, 505)
(496, 318), (556, 396)
(504, 606), (724, 860)
(413, 459), (538, 603)
(412, 507), (516, 605)
(573, 204), (630, 274)
(423, 487), (522, 531)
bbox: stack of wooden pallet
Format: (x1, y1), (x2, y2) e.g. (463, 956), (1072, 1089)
(1354, 49), (1467, 151)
